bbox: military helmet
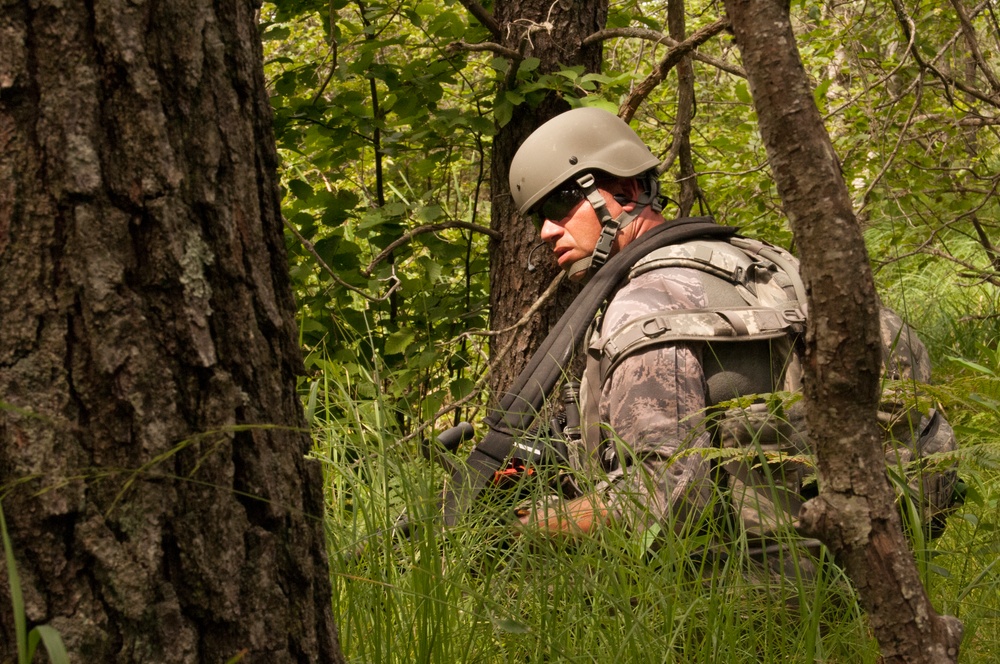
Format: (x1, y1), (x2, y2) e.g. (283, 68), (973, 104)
(509, 107), (661, 215)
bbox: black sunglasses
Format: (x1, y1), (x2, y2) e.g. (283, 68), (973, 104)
(531, 185), (585, 227)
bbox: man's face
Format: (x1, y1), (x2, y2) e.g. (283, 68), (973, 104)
(534, 185), (625, 279)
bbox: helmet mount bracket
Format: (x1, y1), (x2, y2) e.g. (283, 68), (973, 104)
(564, 172), (659, 279)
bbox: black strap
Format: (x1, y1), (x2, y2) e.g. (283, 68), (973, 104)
(443, 217), (738, 525)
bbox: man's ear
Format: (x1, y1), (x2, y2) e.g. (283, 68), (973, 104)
(615, 178), (643, 207)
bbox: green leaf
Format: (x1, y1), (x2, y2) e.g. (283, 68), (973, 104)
(1, 502), (28, 663)
(946, 356), (996, 377)
(29, 626), (70, 664)
(416, 205), (444, 223)
(490, 615), (531, 634)
(416, 256), (442, 283)
(579, 98), (619, 114)
(450, 376), (475, 400)
(504, 90), (525, 105)
(494, 97), (514, 127)
(518, 57), (540, 74)
(559, 64), (585, 79)
(261, 25), (292, 42)
(813, 78), (832, 106)
(287, 179), (314, 202)
(274, 71), (298, 96)
(385, 329), (416, 355)
(414, 2), (437, 16)
(735, 82), (752, 104)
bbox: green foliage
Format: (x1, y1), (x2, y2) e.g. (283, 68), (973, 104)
(264, 0), (495, 431)
(314, 345), (1000, 662)
(266, 0), (1000, 434)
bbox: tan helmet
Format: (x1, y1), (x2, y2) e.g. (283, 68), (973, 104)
(509, 107), (661, 215)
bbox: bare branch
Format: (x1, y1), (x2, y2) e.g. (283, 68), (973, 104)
(446, 40), (522, 60)
(461, 269), (567, 338)
(283, 218), (399, 303)
(956, 115), (1000, 125)
(946, 73), (1000, 108)
(363, 221), (501, 276)
(666, 0), (699, 216)
(950, 0), (1000, 94)
(889, 247), (1000, 288)
(455, 0), (502, 40)
(584, 23), (744, 78)
(856, 83), (925, 213)
(890, 0), (1000, 110)
(618, 19), (731, 122)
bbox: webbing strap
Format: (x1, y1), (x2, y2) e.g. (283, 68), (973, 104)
(443, 217), (737, 525)
(598, 305), (806, 382)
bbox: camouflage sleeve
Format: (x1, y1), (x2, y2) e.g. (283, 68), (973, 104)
(595, 267), (717, 532)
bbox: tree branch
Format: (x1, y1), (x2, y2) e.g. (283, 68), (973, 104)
(363, 221), (501, 276)
(723, 0), (963, 660)
(890, 0), (1000, 110)
(283, 218), (399, 303)
(618, 19), (731, 122)
(455, 0), (502, 40)
(584, 23), (744, 79)
(950, 0), (1000, 94)
(666, 0), (699, 215)
(856, 82), (925, 213)
(445, 40), (522, 60)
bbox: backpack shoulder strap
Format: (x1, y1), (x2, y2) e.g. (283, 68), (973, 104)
(593, 236), (806, 383)
(597, 306), (806, 383)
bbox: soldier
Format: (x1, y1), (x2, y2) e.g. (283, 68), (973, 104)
(509, 106), (721, 539)
(507, 108), (957, 574)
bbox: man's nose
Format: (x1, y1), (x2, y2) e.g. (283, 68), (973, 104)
(538, 218), (562, 241)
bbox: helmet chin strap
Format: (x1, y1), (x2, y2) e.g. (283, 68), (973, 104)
(565, 172), (661, 279)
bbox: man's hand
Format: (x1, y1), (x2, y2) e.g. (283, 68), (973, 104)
(516, 493), (610, 538)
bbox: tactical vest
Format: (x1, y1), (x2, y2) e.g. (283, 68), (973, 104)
(577, 236), (958, 540)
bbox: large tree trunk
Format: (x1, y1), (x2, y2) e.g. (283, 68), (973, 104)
(0, 1), (344, 661)
(721, 0), (962, 661)
(487, 0), (607, 397)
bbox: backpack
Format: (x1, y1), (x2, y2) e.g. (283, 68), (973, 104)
(580, 235), (959, 541)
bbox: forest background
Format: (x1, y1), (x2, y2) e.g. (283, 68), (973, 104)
(264, 0), (999, 661)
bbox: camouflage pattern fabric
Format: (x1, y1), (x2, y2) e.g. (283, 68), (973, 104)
(577, 256), (958, 575)
(580, 266), (719, 536)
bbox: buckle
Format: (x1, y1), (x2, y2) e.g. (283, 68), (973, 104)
(641, 317), (670, 337)
(781, 305), (806, 324)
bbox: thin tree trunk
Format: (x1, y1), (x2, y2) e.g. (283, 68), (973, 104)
(0, 1), (344, 661)
(487, 0), (607, 397)
(721, 0), (962, 661)
(667, 0), (699, 216)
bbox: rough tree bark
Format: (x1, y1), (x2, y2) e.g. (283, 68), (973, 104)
(485, 0), (606, 397)
(721, 0), (963, 661)
(0, 1), (344, 662)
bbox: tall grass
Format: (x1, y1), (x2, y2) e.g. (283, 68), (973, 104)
(310, 368), (898, 663)
(871, 231), (1000, 659)
(308, 320), (1000, 664)
(313, 235), (1000, 662)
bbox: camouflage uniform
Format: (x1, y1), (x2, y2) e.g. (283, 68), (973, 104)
(577, 256), (958, 572)
(580, 266), (719, 536)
